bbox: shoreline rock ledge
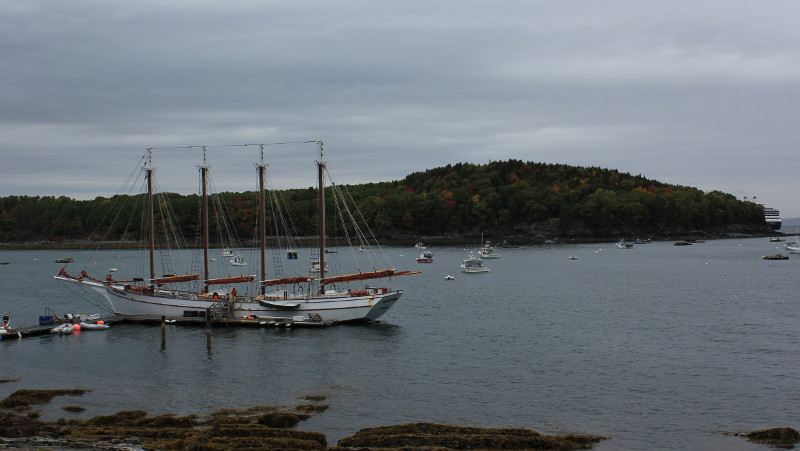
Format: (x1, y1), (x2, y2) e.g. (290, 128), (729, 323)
(332, 422), (608, 450)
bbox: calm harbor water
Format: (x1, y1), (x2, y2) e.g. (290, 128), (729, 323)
(1, 238), (798, 450)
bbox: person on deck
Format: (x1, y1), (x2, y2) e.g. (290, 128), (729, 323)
(3, 312), (9, 330)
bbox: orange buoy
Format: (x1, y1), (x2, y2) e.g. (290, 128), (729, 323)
(97, 320), (105, 325)
(73, 324), (81, 330)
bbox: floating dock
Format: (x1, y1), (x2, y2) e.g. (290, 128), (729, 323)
(0, 314), (331, 341)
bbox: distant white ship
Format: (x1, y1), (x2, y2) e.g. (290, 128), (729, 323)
(763, 206), (782, 231)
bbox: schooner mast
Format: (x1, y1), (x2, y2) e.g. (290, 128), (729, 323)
(316, 141), (326, 293)
(146, 148), (156, 292)
(200, 146), (210, 293)
(257, 144), (267, 294)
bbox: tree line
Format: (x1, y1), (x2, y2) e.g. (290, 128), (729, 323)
(0, 159), (768, 243)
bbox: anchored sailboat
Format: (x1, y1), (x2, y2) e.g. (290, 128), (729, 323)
(55, 141), (418, 323)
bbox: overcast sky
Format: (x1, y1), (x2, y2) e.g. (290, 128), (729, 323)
(3, 1), (799, 219)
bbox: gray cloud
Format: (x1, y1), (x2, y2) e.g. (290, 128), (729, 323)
(2, 0), (798, 217)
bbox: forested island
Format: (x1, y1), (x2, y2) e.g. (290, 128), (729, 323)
(0, 159), (769, 245)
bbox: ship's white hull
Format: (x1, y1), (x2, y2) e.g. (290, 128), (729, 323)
(56, 277), (401, 323)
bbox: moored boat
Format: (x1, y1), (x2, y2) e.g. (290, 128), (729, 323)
(478, 241), (501, 259)
(55, 142), (419, 323)
(50, 323), (74, 334)
(615, 240), (634, 249)
(416, 250), (434, 263)
(461, 252), (489, 273)
(79, 321), (110, 330)
(229, 255), (247, 266)
(763, 253), (789, 260)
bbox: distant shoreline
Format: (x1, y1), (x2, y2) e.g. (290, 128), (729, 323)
(0, 231), (783, 251)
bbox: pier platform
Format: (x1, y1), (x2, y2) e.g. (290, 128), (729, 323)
(0, 314), (330, 341)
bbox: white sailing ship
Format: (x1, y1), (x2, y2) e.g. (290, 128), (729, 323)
(55, 142), (418, 323)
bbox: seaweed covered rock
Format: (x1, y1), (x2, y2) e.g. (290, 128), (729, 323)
(257, 410), (309, 428)
(55, 408), (325, 450)
(86, 409), (149, 426)
(0, 388), (90, 408)
(744, 427), (800, 449)
(0, 412), (43, 437)
(335, 422), (606, 450)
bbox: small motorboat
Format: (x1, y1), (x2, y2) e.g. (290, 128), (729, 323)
(417, 250), (434, 263)
(444, 275), (454, 280)
(461, 252), (489, 273)
(230, 255), (247, 266)
(762, 254), (789, 260)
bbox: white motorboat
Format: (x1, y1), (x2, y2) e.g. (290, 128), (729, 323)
(230, 255), (247, 266)
(416, 250), (434, 263)
(461, 252), (489, 273)
(478, 241), (500, 259)
(310, 257), (328, 273)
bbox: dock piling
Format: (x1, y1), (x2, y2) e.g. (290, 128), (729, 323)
(161, 316), (166, 349)
(206, 309), (211, 350)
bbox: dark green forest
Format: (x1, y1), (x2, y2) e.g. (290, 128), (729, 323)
(0, 160), (768, 243)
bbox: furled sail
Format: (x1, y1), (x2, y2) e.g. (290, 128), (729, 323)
(262, 276), (316, 287)
(388, 270), (422, 277)
(154, 274), (201, 285)
(321, 269), (395, 286)
(206, 275), (256, 285)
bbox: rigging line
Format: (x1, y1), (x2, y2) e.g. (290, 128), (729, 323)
(73, 153), (147, 260)
(325, 166), (393, 266)
(76, 163), (150, 274)
(64, 283), (115, 314)
(147, 141), (319, 151)
(269, 177), (302, 251)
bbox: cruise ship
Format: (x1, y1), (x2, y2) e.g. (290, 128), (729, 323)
(764, 206), (782, 230)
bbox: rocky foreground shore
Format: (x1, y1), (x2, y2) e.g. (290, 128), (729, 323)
(0, 386), (797, 450)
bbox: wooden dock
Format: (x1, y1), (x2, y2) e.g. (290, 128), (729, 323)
(0, 314), (330, 341)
